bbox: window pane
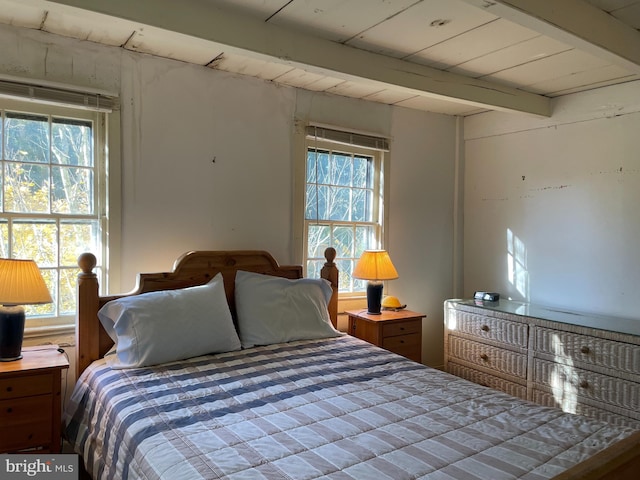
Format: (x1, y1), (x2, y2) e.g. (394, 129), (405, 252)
(353, 156), (370, 188)
(0, 219), (7, 257)
(328, 187), (350, 221)
(331, 153), (351, 186)
(352, 188), (367, 222)
(307, 224), (330, 257)
(5, 113), (49, 163)
(60, 220), (99, 266)
(333, 226), (353, 258)
(306, 259), (323, 282)
(305, 184), (317, 220)
(4, 163), (50, 213)
(52, 166), (93, 214)
(12, 219), (57, 267)
(355, 226), (372, 258)
(52, 118), (92, 166)
(316, 150), (330, 184)
(317, 185), (330, 220)
(354, 277), (367, 292)
(25, 269), (56, 317)
(337, 258), (355, 292)
(306, 149), (317, 183)
(59, 267), (78, 315)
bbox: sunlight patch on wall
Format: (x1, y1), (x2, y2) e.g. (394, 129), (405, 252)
(507, 228), (529, 300)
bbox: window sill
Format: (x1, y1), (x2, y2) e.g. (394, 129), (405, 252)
(24, 323), (75, 341)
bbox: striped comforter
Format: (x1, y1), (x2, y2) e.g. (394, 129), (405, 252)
(64, 336), (636, 480)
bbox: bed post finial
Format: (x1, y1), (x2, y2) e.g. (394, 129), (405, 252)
(78, 252), (97, 276)
(321, 247), (339, 328)
(76, 253), (99, 378)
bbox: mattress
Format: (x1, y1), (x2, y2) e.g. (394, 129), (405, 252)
(64, 336), (637, 480)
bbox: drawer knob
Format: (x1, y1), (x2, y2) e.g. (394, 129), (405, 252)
(579, 380), (589, 389)
(580, 346), (590, 354)
(6, 386), (12, 392)
(6, 407), (12, 413)
(480, 353), (489, 361)
(481, 325), (490, 332)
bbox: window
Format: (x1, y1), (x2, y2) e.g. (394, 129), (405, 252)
(302, 126), (389, 293)
(0, 96), (109, 330)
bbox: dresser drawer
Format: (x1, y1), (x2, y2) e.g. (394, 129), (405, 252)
(0, 373), (53, 400)
(448, 336), (528, 380)
(534, 327), (640, 376)
(382, 320), (420, 337)
(449, 310), (528, 348)
(0, 396), (53, 452)
(533, 358), (640, 416)
(531, 389), (640, 429)
(447, 362), (527, 399)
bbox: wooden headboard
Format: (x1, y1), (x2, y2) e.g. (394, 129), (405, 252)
(75, 247), (339, 378)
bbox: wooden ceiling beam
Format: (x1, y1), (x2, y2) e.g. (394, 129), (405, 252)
(461, 0), (640, 74)
(45, 0), (551, 116)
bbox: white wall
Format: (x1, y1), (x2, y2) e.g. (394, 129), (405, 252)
(389, 108), (457, 366)
(119, 54), (299, 280)
(1, 23), (457, 367)
(463, 81), (640, 320)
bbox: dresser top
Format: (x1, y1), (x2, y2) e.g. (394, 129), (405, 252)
(450, 299), (640, 337)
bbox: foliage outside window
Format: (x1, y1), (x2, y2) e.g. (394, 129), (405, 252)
(0, 100), (106, 328)
(304, 129), (387, 293)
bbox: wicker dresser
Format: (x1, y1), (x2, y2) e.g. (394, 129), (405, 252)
(444, 299), (640, 429)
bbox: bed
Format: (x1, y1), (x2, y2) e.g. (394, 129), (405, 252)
(64, 248), (640, 479)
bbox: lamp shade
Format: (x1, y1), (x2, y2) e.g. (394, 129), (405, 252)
(352, 250), (399, 281)
(0, 259), (52, 305)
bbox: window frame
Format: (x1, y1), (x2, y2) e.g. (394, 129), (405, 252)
(295, 122), (390, 297)
(0, 95), (118, 334)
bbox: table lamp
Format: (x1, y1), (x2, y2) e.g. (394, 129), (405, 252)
(353, 250), (398, 315)
(0, 259), (52, 361)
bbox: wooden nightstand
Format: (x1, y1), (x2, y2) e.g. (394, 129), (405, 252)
(346, 309), (425, 362)
(0, 346), (69, 453)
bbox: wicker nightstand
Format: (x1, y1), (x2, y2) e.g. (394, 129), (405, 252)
(0, 346), (69, 453)
(346, 309), (424, 362)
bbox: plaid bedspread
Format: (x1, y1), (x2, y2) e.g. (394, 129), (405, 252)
(64, 336), (636, 480)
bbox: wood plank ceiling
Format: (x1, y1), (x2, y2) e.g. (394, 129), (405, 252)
(1, 0), (640, 117)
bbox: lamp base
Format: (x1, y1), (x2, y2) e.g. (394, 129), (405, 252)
(366, 281), (384, 315)
(0, 305), (25, 362)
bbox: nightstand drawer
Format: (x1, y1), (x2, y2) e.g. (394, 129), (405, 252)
(383, 332), (420, 351)
(382, 333), (421, 361)
(382, 320), (421, 337)
(0, 373), (53, 399)
(0, 396), (53, 452)
(1, 395), (53, 425)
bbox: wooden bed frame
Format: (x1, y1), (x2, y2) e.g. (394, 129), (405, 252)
(75, 247), (338, 378)
(74, 246), (640, 480)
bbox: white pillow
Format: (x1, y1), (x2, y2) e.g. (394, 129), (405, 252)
(235, 270), (342, 348)
(99, 273), (241, 368)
